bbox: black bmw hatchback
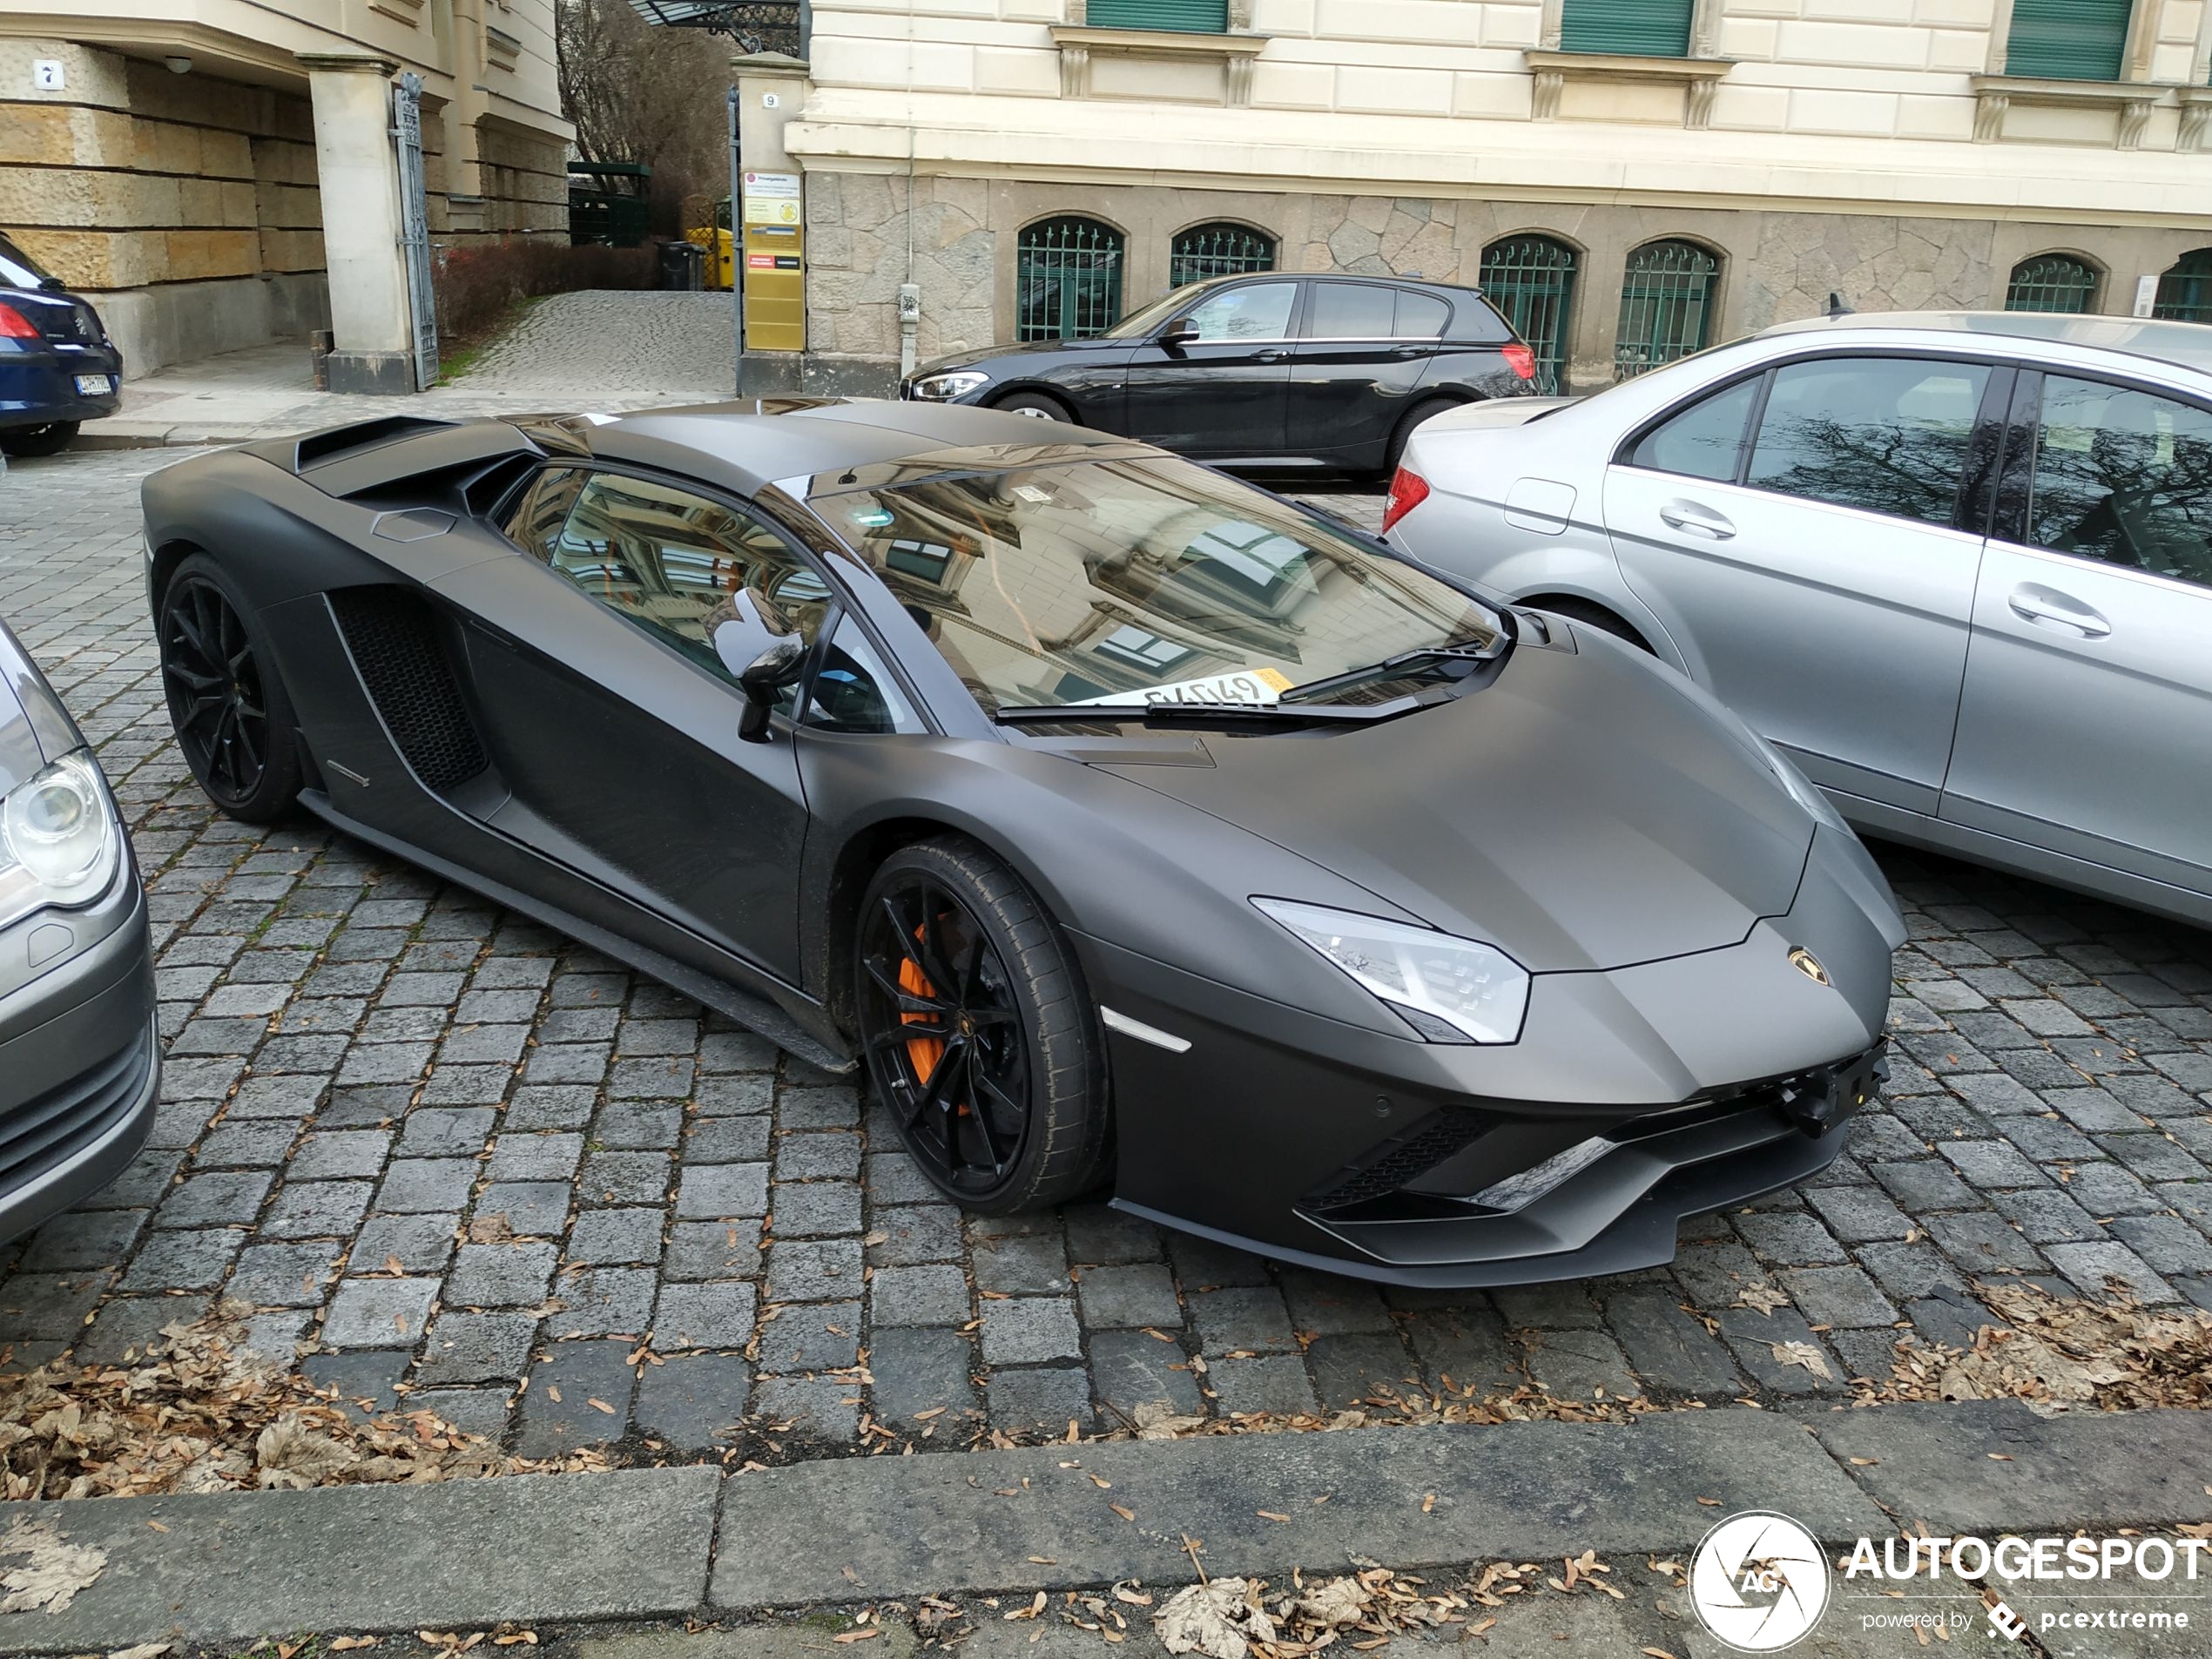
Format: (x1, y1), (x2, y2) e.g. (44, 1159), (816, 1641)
(902, 273), (1538, 476)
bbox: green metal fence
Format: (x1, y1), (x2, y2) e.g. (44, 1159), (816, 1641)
(1480, 235), (1577, 394)
(2154, 249), (2212, 325)
(2006, 254), (2101, 314)
(1016, 217), (1126, 341)
(1615, 240), (1718, 380)
(1170, 223), (1277, 289)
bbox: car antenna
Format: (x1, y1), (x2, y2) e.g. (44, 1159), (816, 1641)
(1827, 291), (1854, 319)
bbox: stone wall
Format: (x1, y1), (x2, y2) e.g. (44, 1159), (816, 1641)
(470, 122), (571, 240)
(805, 168), (2212, 392)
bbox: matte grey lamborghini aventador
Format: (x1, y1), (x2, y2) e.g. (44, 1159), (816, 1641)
(142, 399), (1905, 1286)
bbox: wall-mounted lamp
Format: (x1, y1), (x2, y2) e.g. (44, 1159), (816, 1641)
(164, 55), (192, 74)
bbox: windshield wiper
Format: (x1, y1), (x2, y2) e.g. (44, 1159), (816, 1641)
(995, 694), (1429, 728)
(1278, 639), (1507, 706)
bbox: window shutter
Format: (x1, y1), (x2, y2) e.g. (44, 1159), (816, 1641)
(1085, 0), (1229, 30)
(2005, 0), (2133, 82)
(1559, 0), (1694, 57)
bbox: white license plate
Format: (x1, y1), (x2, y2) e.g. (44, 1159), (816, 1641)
(74, 374), (113, 395)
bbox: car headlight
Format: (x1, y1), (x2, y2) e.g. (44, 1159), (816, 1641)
(1252, 897), (1529, 1045)
(908, 370), (988, 401)
(0, 751), (121, 926)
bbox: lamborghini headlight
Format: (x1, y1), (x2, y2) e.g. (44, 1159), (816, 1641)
(1252, 898), (1529, 1045)
(908, 370), (989, 401)
(0, 751), (120, 927)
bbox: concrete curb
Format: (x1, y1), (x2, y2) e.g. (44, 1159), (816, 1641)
(1, 1404), (2208, 1654)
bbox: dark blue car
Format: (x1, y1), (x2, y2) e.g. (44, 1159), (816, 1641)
(2, 233), (121, 457)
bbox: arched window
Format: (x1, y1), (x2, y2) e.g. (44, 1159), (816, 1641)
(1016, 217), (1125, 341)
(1615, 240), (1718, 380)
(2154, 248), (2212, 325)
(2006, 254), (2101, 314)
(1170, 223), (1276, 289)
(1480, 235), (1578, 394)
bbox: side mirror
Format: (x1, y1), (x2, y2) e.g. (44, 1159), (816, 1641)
(1160, 317), (1199, 351)
(735, 638), (808, 743)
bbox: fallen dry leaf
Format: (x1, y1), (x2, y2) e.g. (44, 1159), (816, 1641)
(1772, 1341), (1833, 1380)
(1157, 1578), (1277, 1659)
(1735, 1285), (1791, 1317)
(0, 1520), (106, 1615)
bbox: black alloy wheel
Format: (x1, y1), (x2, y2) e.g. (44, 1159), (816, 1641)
(855, 838), (1108, 1211)
(991, 391), (1071, 421)
(158, 556), (302, 822)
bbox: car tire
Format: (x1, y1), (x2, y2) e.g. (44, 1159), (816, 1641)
(1384, 396), (1460, 475)
(854, 835), (1109, 1213)
(0, 421), (80, 458)
(991, 391), (1072, 422)
(1528, 595), (1653, 652)
(157, 553), (305, 823)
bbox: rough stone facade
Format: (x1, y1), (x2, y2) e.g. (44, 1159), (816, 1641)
(804, 168), (2212, 393)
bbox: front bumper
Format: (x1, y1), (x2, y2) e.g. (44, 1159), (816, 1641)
(1079, 825), (1895, 1286)
(0, 873), (160, 1244)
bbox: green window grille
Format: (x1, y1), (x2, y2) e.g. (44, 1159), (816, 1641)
(2006, 253), (2101, 314)
(1016, 217), (1126, 341)
(2153, 248), (2212, 324)
(1615, 240), (1718, 380)
(1170, 223), (1276, 288)
(2004, 0), (2134, 82)
(1084, 0), (1228, 30)
(1560, 0), (1693, 57)
(1479, 235), (1578, 394)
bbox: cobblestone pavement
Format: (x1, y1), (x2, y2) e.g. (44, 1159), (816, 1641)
(3, 451), (2210, 1463)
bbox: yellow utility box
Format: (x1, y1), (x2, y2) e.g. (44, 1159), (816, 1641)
(741, 171), (806, 353)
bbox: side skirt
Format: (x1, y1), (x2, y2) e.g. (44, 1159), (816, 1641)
(300, 790), (856, 1076)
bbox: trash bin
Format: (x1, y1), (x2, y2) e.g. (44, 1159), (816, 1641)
(658, 240), (704, 292)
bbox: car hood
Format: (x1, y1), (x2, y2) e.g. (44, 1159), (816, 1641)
(1095, 632), (1814, 974)
(0, 622), (67, 796)
(914, 337), (1135, 377)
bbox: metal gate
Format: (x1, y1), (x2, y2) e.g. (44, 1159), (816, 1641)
(1015, 217), (1124, 341)
(393, 71), (438, 390)
(1480, 235), (1576, 394)
(2006, 254), (2099, 314)
(1615, 240), (1717, 380)
(2154, 249), (2212, 324)
(1170, 223), (1275, 289)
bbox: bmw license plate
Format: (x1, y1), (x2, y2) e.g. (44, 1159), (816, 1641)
(74, 374), (113, 395)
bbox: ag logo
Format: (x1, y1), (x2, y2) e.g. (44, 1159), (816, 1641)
(1689, 1511), (1831, 1652)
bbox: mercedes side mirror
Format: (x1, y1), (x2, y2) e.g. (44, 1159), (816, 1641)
(736, 638), (808, 743)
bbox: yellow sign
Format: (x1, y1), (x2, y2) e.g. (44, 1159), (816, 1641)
(741, 172), (806, 353)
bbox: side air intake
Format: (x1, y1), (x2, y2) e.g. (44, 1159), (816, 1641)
(328, 587), (489, 792)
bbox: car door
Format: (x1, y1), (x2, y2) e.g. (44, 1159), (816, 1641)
(1284, 282), (1443, 466)
(1602, 353), (2001, 813)
(1119, 280), (1297, 457)
(441, 464), (830, 984)
(1942, 368), (2212, 891)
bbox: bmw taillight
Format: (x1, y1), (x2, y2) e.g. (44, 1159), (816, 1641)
(1501, 342), (1536, 381)
(0, 304), (39, 340)
(1380, 466), (1430, 534)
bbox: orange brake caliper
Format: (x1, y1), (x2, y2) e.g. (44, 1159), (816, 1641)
(898, 929), (947, 1081)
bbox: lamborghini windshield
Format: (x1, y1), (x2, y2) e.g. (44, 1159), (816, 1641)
(817, 455), (1503, 718)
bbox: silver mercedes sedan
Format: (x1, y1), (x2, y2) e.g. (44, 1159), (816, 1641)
(1386, 311), (2212, 930)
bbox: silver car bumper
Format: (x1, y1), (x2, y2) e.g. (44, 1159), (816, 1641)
(0, 873), (160, 1243)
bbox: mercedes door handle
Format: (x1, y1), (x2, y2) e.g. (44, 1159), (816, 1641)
(1252, 349), (1286, 364)
(2007, 583), (2111, 638)
(1659, 501), (1736, 540)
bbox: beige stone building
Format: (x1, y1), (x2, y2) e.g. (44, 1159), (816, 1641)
(1, 0), (571, 381)
(767, 0), (2212, 392)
